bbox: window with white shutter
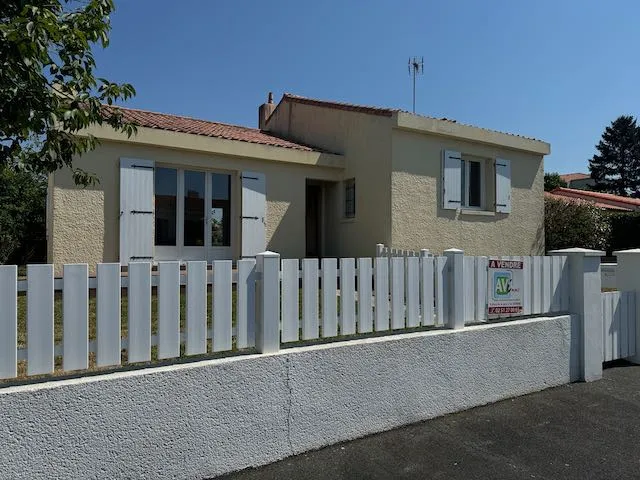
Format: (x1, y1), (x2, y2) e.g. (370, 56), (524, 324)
(495, 158), (512, 213)
(119, 158), (155, 265)
(442, 150), (462, 210)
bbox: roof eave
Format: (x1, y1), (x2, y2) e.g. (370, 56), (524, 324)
(394, 112), (550, 156)
(77, 124), (346, 169)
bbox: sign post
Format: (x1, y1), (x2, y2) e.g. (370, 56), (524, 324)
(488, 258), (523, 317)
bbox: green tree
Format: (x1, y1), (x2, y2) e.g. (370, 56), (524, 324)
(0, 166), (46, 264)
(544, 172), (567, 191)
(0, 0), (136, 185)
(544, 198), (611, 252)
(588, 115), (640, 197)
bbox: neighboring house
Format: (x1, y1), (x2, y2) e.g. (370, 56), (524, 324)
(46, 93), (550, 269)
(546, 187), (640, 212)
(560, 172), (595, 190)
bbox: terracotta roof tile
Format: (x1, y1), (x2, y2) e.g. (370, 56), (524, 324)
(552, 187), (640, 207)
(544, 191), (632, 211)
(102, 105), (316, 151)
(281, 93), (544, 142)
(560, 173), (591, 183)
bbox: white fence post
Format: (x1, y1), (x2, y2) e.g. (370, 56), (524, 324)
(255, 251), (280, 353)
(376, 243), (384, 257)
(614, 249), (640, 364)
(550, 248), (604, 382)
(444, 248), (465, 329)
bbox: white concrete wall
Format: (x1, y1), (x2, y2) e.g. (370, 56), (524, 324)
(0, 315), (572, 479)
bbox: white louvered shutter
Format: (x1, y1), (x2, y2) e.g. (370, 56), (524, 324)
(442, 150), (462, 210)
(241, 171), (266, 258)
(119, 158), (154, 265)
(495, 158), (512, 213)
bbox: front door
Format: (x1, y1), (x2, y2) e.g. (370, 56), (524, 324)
(154, 168), (233, 262)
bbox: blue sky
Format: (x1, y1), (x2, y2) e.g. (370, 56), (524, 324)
(94, 0), (640, 174)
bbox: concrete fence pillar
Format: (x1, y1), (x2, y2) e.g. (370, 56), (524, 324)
(613, 248), (640, 364)
(420, 249), (430, 258)
(549, 248), (604, 382)
(376, 243), (384, 258)
(255, 251), (280, 354)
(444, 248), (465, 330)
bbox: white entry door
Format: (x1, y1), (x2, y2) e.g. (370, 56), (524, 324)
(154, 168), (234, 262)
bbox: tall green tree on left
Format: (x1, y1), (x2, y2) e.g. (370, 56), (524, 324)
(0, 0), (136, 186)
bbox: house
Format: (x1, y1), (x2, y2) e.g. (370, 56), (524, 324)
(560, 172), (595, 190)
(46, 93), (550, 269)
(546, 187), (640, 211)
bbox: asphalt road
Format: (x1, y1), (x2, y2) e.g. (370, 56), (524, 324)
(216, 362), (640, 480)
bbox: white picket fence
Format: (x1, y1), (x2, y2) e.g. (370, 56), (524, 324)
(0, 253), (570, 380)
(602, 290), (637, 362)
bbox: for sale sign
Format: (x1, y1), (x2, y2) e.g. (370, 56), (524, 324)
(488, 259), (524, 316)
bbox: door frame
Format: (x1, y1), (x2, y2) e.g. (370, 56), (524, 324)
(154, 164), (236, 262)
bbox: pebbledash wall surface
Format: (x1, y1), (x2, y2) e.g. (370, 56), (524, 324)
(0, 315), (573, 480)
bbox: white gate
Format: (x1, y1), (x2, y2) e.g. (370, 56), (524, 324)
(602, 291), (636, 362)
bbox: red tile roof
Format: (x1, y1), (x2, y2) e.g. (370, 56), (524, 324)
(552, 187), (640, 207)
(281, 93), (544, 142)
(560, 173), (591, 183)
(544, 191), (631, 210)
(102, 105), (316, 151)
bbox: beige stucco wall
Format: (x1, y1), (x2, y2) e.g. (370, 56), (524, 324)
(266, 101), (394, 258)
(390, 128), (545, 255)
(48, 137), (342, 270)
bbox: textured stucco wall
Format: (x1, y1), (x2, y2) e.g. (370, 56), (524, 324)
(49, 139), (341, 269)
(267, 101), (394, 258)
(391, 129), (545, 255)
(0, 315), (572, 479)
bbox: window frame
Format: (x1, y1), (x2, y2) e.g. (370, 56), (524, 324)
(344, 178), (356, 218)
(461, 157), (486, 210)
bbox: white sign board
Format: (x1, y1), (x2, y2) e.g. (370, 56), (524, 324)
(488, 258), (524, 317)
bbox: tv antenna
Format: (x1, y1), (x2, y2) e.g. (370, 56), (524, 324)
(408, 57), (424, 113)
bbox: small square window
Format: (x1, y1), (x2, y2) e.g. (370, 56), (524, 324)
(344, 179), (355, 218)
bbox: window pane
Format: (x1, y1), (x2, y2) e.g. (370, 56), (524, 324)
(468, 161), (482, 207)
(155, 167), (177, 246)
(345, 180), (355, 218)
(212, 173), (231, 246)
(184, 171), (205, 246)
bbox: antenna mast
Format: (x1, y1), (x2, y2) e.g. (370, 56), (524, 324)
(408, 57), (424, 113)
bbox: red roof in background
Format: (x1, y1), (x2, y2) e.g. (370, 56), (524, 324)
(552, 187), (640, 207)
(101, 105), (317, 151)
(544, 191), (632, 211)
(560, 173), (591, 183)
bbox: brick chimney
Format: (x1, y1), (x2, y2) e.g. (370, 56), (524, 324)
(258, 92), (275, 130)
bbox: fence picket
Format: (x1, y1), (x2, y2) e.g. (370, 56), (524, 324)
(406, 257), (420, 327)
(391, 257), (405, 329)
(128, 262), (152, 363)
(340, 258), (356, 335)
(420, 256), (434, 326)
(63, 264), (89, 371)
(0, 266), (17, 379)
(374, 257), (390, 331)
(358, 258), (373, 333)
(475, 257), (488, 322)
(157, 262), (180, 360)
(551, 256), (562, 312)
(522, 256), (532, 315)
(612, 291), (620, 360)
(435, 256), (447, 325)
(621, 291), (629, 359)
(463, 256), (475, 324)
(542, 257), (552, 313)
(213, 260), (233, 352)
(321, 259), (338, 338)
(27, 264), (54, 375)
(603, 293), (614, 362)
(302, 259), (319, 340)
(281, 259), (300, 342)
(236, 259), (256, 349)
(186, 262), (207, 355)
(532, 256), (542, 314)
(629, 292), (637, 357)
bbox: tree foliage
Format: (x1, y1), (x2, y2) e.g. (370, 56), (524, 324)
(0, 0), (136, 185)
(544, 172), (567, 192)
(0, 166), (46, 264)
(588, 115), (640, 197)
(544, 198), (611, 252)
